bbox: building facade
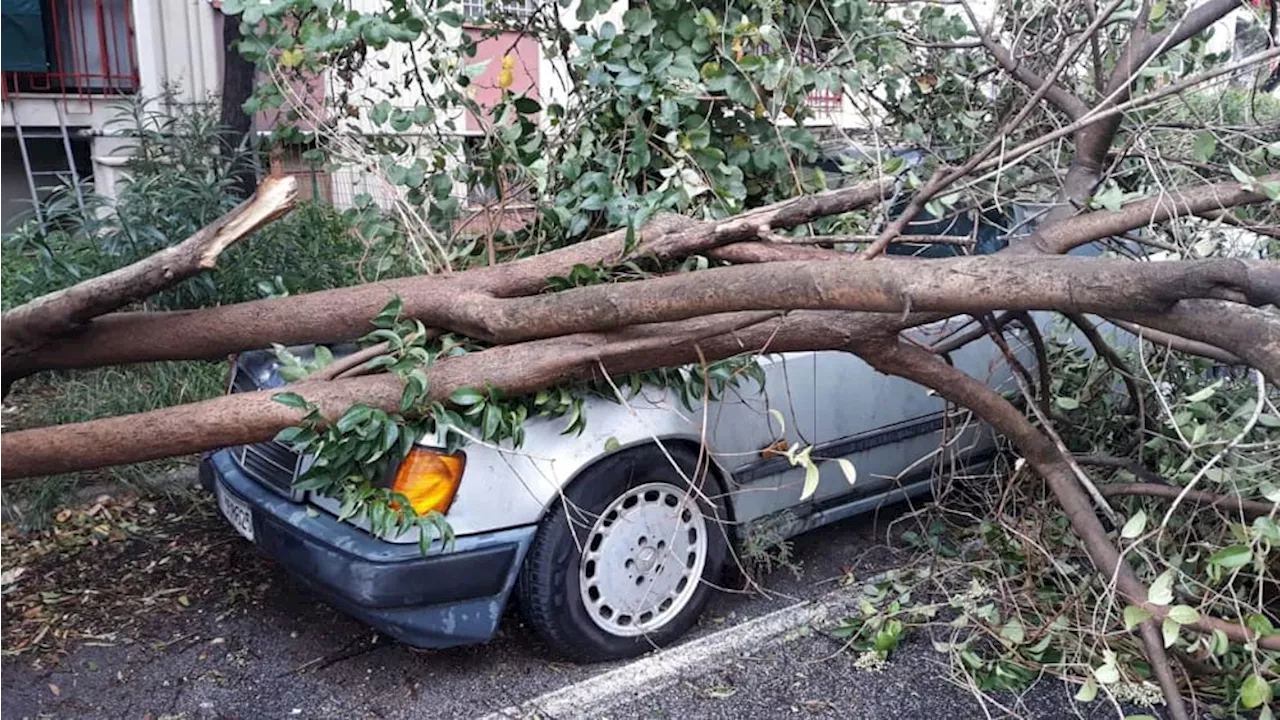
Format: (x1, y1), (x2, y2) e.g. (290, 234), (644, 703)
(1, 0), (224, 228)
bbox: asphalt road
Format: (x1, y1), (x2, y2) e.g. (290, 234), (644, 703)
(1, 493), (1167, 720)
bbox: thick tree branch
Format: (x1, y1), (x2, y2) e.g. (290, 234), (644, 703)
(1096, 483), (1276, 517)
(1011, 175), (1277, 255)
(0, 310), (845, 478)
(466, 256), (1276, 344)
(969, 25), (1090, 119)
(4, 180), (892, 382)
(854, 337), (1280, 651)
(1, 176), (298, 364)
(1034, 0), (1246, 231)
(1105, 318), (1243, 366)
(1117, 301), (1280, 385)
(870, 0), (1125, 258)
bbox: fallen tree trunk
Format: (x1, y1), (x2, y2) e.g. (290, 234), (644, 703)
(0, 310), (832, 477)
(5, 252), (1276, 478)
(0, 180), (892, 381)
(6, 175), (1270, 382)
(4, 2), (1275, 711)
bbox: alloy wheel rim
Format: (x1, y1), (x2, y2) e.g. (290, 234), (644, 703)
(578, 481), (709, 637)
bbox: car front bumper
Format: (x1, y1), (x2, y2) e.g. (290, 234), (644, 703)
(200, 448), (535, 649)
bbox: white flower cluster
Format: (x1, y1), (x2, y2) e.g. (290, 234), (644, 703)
(853, 650), (888, 673)
(1111, 681), (1166, 707)
(666, 77), (701, 95)
(955, 578), (993, 616)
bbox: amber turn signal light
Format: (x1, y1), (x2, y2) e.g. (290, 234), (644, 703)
(390, 448), (466, 515)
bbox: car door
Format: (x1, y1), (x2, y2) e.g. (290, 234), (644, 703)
(705, 351), (820, 526)
(814, 318), (1021, 501)
(807, 347), (952, 504)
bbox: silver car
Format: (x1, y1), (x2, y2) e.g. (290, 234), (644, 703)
(201, 317), (1021, 661)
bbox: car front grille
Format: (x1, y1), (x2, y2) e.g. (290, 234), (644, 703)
(228, 360), (302, 499)
(239, 441), (301, 497)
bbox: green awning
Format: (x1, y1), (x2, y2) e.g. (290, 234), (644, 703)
(2, 0), (50, 73)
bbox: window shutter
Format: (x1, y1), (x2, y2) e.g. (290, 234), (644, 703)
(2, 0), (49, 73)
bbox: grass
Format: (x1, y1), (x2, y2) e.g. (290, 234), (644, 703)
(6, 361), (226, 430)
(3, 361), (227, 528)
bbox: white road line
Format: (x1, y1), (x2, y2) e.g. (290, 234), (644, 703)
(477, 579), (880, 720)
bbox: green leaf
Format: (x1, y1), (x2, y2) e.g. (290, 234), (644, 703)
(1075, 677), (1098, 703)
(1120, 510), (1147, 539)
(1192, 132), (1216, 163)
(1054, 396), (1080, 410)
(372, 296), (403, 329)
(1148, 570), (1175, 605)
(482, 403), (500, 441)
(1123, 605), (1152, 630)
(1240, 674), (1272, 709)
(1091, 184), (1124, 212)
(1209, 629), (1229, 655)
(272, 392), (309, 410)
(336, 405), (372, 433)
(313, 345), (334, 369)
(1093, 658), (1120, 684)
(1161, 617), (1179, 647)
(1246, 613), (1276, 636)
(1166, 605), (1199, 625)
(604, 436), (621, 452)
(279, 365), (310, 382)
(1208, 545), (1252, 569)
(1184, 379), (1222, 403)
(449, 387), (486, 406)
(799, 454), (820, 502)
(513, 96), (541, 114)
(1229, 163), (1255, 187)
(274, 427), (305, 446)
(999, 619), (1025, 644)
(1259, 180), (1280, 202)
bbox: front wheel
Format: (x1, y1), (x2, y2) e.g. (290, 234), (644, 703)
(516, 445), (729, 662)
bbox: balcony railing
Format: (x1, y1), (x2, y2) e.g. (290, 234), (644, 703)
(2, 0), (139, 100)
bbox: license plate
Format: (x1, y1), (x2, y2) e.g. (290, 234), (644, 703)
(217, 485), (255, 542)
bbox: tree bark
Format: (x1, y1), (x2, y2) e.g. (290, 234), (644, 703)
(3, 180), (891, 381)
(1095, 483), (1275, 517)
(0, 310), (845, 478)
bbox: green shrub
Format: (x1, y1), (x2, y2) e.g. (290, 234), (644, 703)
(1, 240), (45, 313)
(215, 201), (369, 302)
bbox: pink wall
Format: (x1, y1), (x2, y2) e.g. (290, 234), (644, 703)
(464, 29), (540, 132)
(252, 70), (326, 134)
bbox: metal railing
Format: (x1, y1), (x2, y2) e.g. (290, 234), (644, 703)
(2, 0), (139, 100)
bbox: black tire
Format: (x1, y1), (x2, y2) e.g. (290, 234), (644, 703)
(516, 444), (730, 662)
